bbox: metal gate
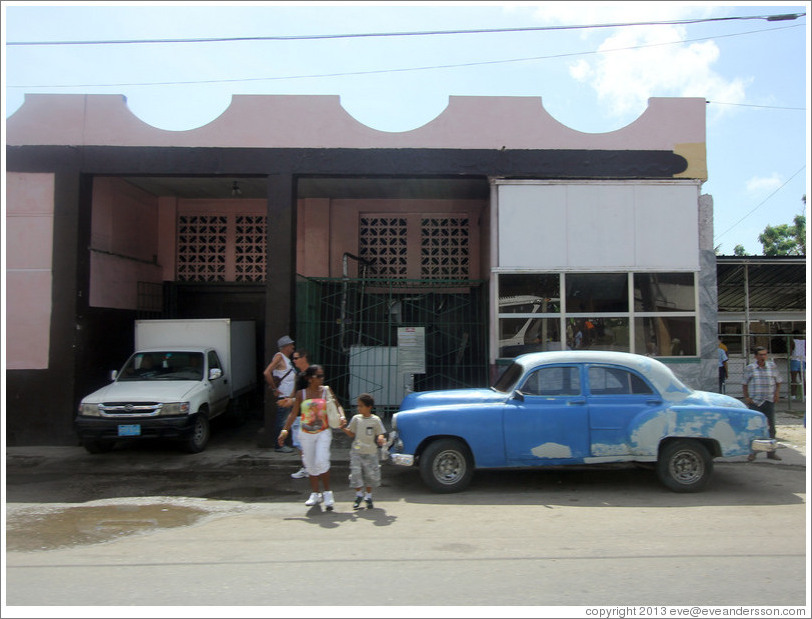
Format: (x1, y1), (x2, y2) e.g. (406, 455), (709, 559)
(296, 276), (488, 419)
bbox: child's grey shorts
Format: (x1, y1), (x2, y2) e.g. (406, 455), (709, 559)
(349, 451), (381, 488)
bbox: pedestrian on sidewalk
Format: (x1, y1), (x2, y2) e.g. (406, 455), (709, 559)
(278, 364), (346, 510)
(263, 335), (297, 453)
(289, 348), (311, 479)
(743, 346), (783, 461)
(341, 393), (387, 510)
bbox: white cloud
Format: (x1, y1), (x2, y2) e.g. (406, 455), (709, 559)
(568, 24), (751, 118)
(745, 173), (783, 194)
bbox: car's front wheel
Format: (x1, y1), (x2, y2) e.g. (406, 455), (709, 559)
(419, 438), (473, 493)
(182, 414), (211, 453)
(656, 439), (713, 492)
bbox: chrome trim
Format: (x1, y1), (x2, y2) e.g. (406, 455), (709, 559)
(99, 403), (162, 418)
(751, 439), (779, 452)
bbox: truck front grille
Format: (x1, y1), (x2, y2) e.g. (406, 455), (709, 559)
(99, 403), (162, 417)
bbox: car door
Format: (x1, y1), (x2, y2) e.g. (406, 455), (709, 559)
(585, 364), (662, 457)
(503, 364), (590, 465)
(207, 350), (230, 416)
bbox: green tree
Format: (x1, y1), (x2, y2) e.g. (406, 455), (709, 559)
(758, 214), (806, 255)
(733, 244), (749, 256)
(757, 196), (806, 256)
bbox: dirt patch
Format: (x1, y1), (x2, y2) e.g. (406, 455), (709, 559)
(776, 423), (807, 456)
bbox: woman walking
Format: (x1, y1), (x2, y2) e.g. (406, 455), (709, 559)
(278, 364), (346, 509)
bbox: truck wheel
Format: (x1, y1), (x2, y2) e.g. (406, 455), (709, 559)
(83, 439), (115, 454)
(657, 439), (713, 493)
(419, 438), (474, 493)
(183, 414), (210, 453)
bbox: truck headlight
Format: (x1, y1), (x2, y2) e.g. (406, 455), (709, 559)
(79, 403), (101, 417)
(159, 402), (190, 416)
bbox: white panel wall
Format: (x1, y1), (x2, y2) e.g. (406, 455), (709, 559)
(497, 181), (700, 270)
(5, 173), (55, 369)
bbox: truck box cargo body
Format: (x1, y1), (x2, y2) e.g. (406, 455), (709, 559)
(134, 319), (256, 399)
(75, 319), (257, 454)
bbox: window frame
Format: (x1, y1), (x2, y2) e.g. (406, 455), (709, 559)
(495, 271), (699, 360)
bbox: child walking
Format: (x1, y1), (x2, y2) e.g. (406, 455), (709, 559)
(341, 393), (387, 509)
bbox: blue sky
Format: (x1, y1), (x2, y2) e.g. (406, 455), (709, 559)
(3, 1), (809, 255)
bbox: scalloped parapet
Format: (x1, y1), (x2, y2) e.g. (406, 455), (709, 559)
(6, 94), (706, 179)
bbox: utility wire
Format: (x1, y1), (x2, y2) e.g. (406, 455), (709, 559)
(6, 12), (805, 46)
(7, 23), (805, 89)
(715, 167), (807, 242)
(707, 101), (806, 111)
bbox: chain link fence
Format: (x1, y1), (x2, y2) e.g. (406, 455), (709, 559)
(295, 276), (489, 421)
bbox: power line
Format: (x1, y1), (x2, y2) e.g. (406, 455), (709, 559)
(7, 23), (804, 89)
(715, 167), (807, 242)
(6, 13), (806, 46)
(708, 101), (806, 111)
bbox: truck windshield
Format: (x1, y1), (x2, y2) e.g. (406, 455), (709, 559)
(118, 352), (204, 381)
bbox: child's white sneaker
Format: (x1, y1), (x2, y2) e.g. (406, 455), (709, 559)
(305, 492), (322, 506)
(291, 467), (308, 479)
(323, 490), (335, 511)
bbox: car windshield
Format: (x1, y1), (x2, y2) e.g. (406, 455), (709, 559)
(118, 352), (204, 381)
(492, 362), (524, 393)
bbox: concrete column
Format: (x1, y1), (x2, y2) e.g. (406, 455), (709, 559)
(258, 173), (296, 447)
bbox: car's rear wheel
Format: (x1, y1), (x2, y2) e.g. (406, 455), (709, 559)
(419, 438), (473, 493)
(183, 414), (210, 453)
(657, 439), (713, 492)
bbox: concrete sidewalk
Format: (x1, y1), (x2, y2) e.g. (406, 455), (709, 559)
(4, 415), (354, 475)
(4, 411), (806, 475)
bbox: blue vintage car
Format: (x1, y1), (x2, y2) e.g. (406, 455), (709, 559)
(389, 351), (778, 493)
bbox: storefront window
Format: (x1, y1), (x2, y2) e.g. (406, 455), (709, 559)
(569, 318), (629, 352)
(566, 273), (628, 313)
(635, 317), (697, 356)
(498, 274), (560, 313)
(499, 317), (562, 357)
(634, 273), (695, 312)
(497, 271), (698, 359)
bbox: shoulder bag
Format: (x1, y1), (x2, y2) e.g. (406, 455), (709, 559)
(323, 386), (343, 428)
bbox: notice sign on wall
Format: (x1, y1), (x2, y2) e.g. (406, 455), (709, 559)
(397, 327), (426, 375)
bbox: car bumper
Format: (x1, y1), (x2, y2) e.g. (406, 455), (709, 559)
(390, 453), (415, 466)
(750, 438), (780, 452)
(75, 416), (195, 441)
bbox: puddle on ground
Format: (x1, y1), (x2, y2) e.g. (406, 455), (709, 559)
(6, 504), (207, 552)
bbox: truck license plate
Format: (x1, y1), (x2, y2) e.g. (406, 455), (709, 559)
(118, 424), (141, 436)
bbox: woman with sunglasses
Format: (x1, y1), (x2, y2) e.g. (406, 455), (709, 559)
(278, 364), (346, 509)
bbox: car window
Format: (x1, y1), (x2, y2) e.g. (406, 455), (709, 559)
(493, 362), (523, 392)
(207, 351), (222, 372)
(521, 366), (581, 396)
(588, 366), (653, 395)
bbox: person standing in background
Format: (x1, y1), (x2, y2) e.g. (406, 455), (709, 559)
(718, 339), (729, 393)
(263, 335), (296, 453)
(790, 331), (806, 401)
(743, 346), (783, 461)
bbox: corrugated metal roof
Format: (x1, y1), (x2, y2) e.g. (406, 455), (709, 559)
(716, 256), (806, 314)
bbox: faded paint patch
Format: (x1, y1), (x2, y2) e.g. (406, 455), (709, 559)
(708, 420), (740, 451)
(531, 442), (572, 459)
(630, 414), (670, 454)
(591, 442), (629, 456)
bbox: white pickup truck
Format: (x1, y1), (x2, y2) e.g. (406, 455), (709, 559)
(75, 319), (256, 454)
